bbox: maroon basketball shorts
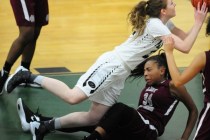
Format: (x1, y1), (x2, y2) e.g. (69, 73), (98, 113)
(10, 0), (49, 26)
(193, 102), (210, 140)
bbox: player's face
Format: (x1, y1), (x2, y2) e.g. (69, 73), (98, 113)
(144, 60), (165, 85)
(164, 0), (176, 18)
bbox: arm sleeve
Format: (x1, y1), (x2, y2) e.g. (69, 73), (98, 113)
(165, 20), (175, 31)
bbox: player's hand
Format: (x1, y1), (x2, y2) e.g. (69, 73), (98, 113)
(194, 2), (208, 26)
(163, 36), (174, 54)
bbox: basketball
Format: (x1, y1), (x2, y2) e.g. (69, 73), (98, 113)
(191, 0), (210, 11)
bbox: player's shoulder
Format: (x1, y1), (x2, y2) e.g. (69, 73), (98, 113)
(194, 51), (206, 63)
(147, 18), (163, 26)
(147, 18), (167, 31)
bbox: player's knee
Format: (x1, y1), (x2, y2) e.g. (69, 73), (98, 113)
(66, 97), (83, 105)
(66, 88), (87, 105)
(66, 94), (87, 105)
(19, 28), (35, 42)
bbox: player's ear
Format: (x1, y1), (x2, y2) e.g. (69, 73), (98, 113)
(160, 66), (166, 76)
(160, 8), (167, 16)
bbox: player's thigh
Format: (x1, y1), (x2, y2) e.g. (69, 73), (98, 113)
(10, 0), (35, 26)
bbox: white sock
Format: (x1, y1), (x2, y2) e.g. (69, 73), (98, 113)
(33, 75), (45, 85)
(54, 118), (62, 129)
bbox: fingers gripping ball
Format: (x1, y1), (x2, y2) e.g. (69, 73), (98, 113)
(191, 0), (210, 12)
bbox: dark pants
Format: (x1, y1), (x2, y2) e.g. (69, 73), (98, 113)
(99, 103), (157, 140)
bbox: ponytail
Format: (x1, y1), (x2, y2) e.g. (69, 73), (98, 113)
(128, 1), (148, 36)
(128, 0), (167, 36)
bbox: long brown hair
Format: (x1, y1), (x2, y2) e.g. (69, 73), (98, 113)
(128, 0), (167, 36)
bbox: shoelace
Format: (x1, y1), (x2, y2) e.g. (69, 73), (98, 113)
(35, 107), (42, 118)
(30, 107), (42, 122)
(15, 70), (32, 88)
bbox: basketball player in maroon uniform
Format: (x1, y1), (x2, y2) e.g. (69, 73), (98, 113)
(81, 52), (198, 140)
(164, 15), (210, 140)
(0, 0), (49, 94)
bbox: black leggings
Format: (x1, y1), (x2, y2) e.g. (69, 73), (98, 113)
(99, 103), (157, 140)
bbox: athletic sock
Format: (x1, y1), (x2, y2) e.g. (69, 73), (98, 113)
(21, 61), (31, 70)
(3, 61), (12, 73)
(54, 118), (61, 129)
(30, 75), (44, 85)
(43, 118), (61, 131)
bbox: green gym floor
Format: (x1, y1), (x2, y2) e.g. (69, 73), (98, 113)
(0, 71), (204, 140)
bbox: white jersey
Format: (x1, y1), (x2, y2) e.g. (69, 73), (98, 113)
(76, 18), (174, 106)
(114, 18), (172, 70)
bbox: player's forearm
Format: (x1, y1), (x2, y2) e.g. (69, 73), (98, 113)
(181, 107), (198, 140)
(176, 23), (203, 53)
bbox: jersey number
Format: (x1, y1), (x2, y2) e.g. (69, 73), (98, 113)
(143, 93), (153, 106)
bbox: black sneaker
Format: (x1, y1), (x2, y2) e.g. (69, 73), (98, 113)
(30, 121), (49, 140)
(17, 98), (53, 132)
(17, 98), (41, 132)
(5, 69), (31, 93)
(0, 69), (9, 95)
(15, 66), (41, 88)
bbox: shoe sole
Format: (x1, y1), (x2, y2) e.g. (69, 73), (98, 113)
(19, 83), (42, 88)
(17, 98), (30, 132)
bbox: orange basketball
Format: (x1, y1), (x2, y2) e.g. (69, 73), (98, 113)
(191, 0), (210, 12)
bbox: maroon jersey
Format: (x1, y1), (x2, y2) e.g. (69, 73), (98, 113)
(202, 51), (210, 103)
(193, 51), (210, 140)
(137, 80), (179, 136)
